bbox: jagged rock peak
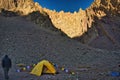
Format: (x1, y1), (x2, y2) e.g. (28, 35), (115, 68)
(0, 0), (43, 15)
(0, 0), (32, 9)
(88, 0), (120, 16)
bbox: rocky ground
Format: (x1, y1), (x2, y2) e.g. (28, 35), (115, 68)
(0, 15), (120, 80)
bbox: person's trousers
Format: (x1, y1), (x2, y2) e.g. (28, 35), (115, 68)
(3, 68), (10, 80)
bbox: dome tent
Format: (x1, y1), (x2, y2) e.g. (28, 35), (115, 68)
(30, 60), (56, 76)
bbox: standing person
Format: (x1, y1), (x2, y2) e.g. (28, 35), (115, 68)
(2, 55), (12, 80)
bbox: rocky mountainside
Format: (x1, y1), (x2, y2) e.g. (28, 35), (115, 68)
(0, 0), (120, 50)
(44, 0), (120, 38)
(43, 0), (120, 50)
(0, 0), (61, 33)
(83, 0), (120, 50)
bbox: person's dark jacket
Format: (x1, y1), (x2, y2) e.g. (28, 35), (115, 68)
(2, 55), (12, 68)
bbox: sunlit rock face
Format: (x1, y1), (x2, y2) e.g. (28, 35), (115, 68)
(44, 0), (120, 38)
(0, 0), (43, 15)
(0, 0), (16, 9)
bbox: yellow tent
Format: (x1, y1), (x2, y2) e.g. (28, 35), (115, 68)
(30, 60), (56, 76)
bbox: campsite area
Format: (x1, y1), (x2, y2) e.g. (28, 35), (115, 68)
(0, 15), (120, 80)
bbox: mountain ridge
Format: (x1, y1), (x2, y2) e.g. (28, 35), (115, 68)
(0, 0), (120, 50)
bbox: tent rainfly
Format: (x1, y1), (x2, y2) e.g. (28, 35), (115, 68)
(30, 60), (56, 76)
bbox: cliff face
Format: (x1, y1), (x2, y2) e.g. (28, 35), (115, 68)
(0, 0), (16, 9)
(0, 0), (43, 15)
(89, 0), (120, 16)
(43, 9), (90, 38)
(44, 0), (120, 38)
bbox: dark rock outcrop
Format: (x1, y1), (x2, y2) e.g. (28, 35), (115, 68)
(25, 11), (61, 33)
